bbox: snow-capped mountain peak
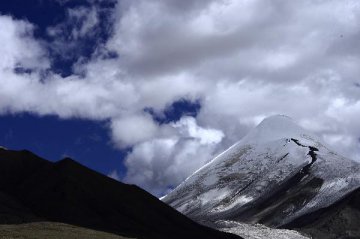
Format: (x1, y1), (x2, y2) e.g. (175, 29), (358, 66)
(162, 115), (360, 232)
(239, 115), (317, 145)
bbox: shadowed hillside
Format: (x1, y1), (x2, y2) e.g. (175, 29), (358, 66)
(0, 148), (241, 239)
(0, 222), (132, 239)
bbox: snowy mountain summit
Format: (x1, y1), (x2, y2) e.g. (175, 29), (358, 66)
(162, 115), (360, 235)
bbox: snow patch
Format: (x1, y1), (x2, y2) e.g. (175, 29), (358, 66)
(200, 187), (229, 205)
(217, 220), (310, 239)
(239, 115), (322, 147)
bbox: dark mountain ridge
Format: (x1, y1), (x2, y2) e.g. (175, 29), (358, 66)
(0, 148), (241, 239)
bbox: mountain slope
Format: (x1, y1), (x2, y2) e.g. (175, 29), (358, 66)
(0, 222), (131, 239)
(162, 115), (360, 237)
(285, 187), (360, 239)
(0, 148), (241, 239)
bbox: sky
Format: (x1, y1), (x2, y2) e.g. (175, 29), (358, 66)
(0, 0), (360, 196)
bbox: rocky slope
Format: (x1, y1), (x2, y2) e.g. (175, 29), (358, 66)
(217, 220), (309, 239)
(288, 187), (360, 239)
(162, 115), (360, 238)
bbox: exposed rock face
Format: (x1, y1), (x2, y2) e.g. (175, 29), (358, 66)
(162, 115), (360, 238)
(287, 188), (360, 239)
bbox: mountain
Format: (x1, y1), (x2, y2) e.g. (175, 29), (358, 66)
(0, 148), (241, 239)
(162, 115), (360, 239)
(0, 222), (130, 239)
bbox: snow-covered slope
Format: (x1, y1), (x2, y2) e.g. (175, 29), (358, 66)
(162, 115), (360, 228)
(217, 220), (309, 239)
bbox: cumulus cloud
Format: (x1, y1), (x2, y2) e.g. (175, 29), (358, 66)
(124, 117), (224, 195)
(0, 15), (49, 114)
(0, 15), (48, 70)
(110, 114), (160, 147)
(1, 0), (360, 195)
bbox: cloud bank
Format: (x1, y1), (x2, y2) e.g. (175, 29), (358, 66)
(1, 0), (360, 195)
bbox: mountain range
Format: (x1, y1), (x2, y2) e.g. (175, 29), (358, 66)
(1, 115), (359, 239)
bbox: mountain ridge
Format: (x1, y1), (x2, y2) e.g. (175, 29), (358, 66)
(0, 147), (241, 239)
(162, 115), (360, 238)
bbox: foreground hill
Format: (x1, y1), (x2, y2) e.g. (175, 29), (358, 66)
(0, 148), (241, 239)
(0, 222), (131, 239)
(162, 115), (360, 238)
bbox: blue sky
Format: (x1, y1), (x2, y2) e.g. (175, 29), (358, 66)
(0, 100), (200, 179)
(0, 113), (128, 178)
(0, 0), (116, 76)
(0, 0), (200, 184)
(0, 0), (122, 177)
(1, 0), (360, 196)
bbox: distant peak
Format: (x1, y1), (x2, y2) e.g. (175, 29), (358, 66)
(260, 114), (293, 124)
(239, 115), (313, 145)
(0, 146), (7, 150)
(256, 115), (298, 131)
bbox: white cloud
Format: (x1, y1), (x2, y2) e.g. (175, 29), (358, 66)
(108, 169), (120, 181)
(1, 1), (360, 195)
(110, 114), (159, 147)
(124, 117), (224, 196)
(47, 6), (100, 41)
(70, 7), (99, 39)
(173, 117), (224, 145)
(0, 15), (49, 114)
(0, 15), (48, 70)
